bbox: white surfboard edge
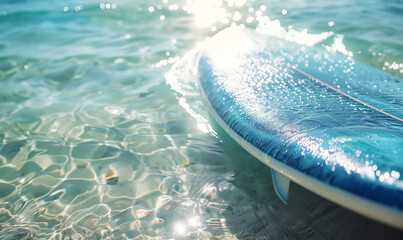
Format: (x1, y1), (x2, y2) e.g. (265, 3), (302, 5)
(198, 69), (403, 230)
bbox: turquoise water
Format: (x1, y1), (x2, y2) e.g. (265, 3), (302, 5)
(0, 0), (402, 239)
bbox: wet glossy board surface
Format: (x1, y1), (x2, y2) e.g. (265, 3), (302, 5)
(199, 28), (403, 211)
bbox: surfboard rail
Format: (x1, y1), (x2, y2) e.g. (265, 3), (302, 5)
(202, 88), (403, 229)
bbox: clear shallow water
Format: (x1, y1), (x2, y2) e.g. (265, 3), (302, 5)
(0, 0), (402, 239)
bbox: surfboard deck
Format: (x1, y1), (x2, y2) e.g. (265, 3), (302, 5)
(198, 27), (403, 229)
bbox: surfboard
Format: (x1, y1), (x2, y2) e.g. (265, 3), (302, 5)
(198, 27), (403, 229)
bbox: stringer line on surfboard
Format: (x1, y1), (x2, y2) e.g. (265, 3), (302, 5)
(294, 68), (403, 122)
(270, 67), (402, 205)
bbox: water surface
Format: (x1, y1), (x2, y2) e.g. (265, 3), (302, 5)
(0, 0), (402, 239)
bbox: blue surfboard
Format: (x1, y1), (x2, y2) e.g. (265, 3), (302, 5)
(198, 27), (403, 229)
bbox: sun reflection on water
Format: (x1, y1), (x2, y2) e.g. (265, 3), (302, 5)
(184, 0), (230, 28)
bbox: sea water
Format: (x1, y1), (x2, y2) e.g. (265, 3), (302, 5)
(0, 0), (402, 239)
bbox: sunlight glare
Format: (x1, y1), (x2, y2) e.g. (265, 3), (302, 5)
(174, 222), (186, 235)
(204, 26), (254, 70)
(188, 216), (200, 226)
(185, 0), (229, 28)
